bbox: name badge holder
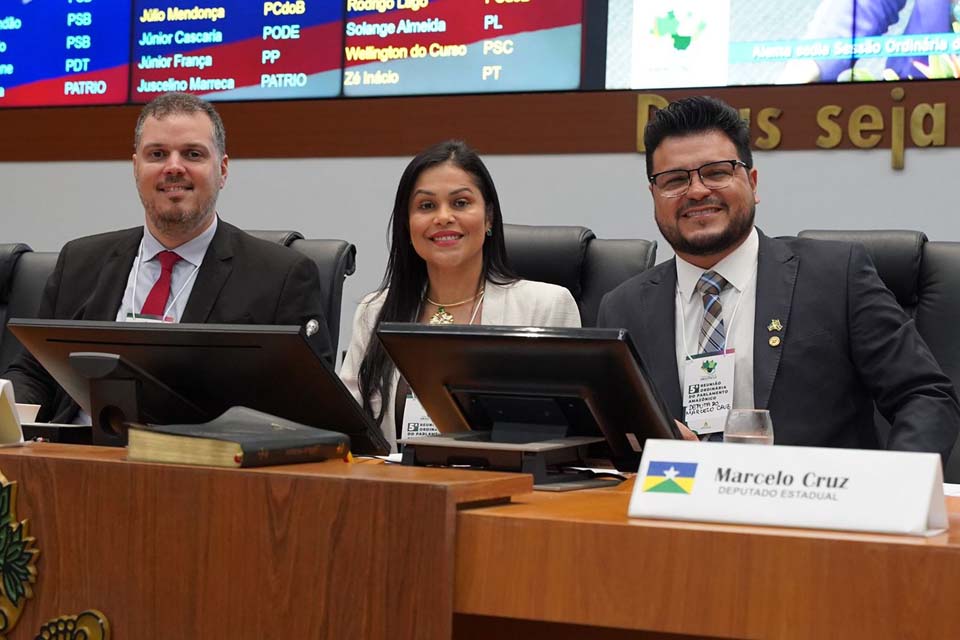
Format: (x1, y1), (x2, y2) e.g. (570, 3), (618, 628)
(125, 313), (175, 323)
(401, 392), (440, 441)
(677, 272), (751, 434)
(683, 350), (735, 435)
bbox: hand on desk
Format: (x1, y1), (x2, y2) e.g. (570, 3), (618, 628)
(675, 420), (699, 442)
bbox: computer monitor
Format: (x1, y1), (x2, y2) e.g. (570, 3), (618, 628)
(376, 324), (679, 472)
(7, 319), (390, 455)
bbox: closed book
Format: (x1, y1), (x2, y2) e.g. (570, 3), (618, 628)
(127, 406), (350, 468)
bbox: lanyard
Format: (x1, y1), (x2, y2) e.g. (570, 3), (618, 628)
(131, 239), (200, 320)
(676, 269), (755, 360)
(467, 289), (484, 324)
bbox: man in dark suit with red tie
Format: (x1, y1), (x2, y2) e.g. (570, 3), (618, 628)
(598, 96), (959, 459)
(3, 92), (330, 423)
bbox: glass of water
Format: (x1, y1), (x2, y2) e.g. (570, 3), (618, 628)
(723, 409), (774, 445)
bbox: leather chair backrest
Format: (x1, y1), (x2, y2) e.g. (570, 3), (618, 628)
(798, 230), (927, 314)
(0, 243), (33, 369)
(0, 243), (31, 318)
(915, 242), (960, 483)
(503, 224), (657, 326)
(244, 230), (303, 247)
(504, 224), (592, 297)
(916, 242), (960, 380)
(247, 229), (358, 350)
(0, 250), (59, 372)
(581, 238), (658, 328)
(288, 239), (357, 356)
(0, 244), (31, 301)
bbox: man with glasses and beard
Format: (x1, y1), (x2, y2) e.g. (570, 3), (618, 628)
(598, 96), (959, 459)
(3, 92), (330, 424)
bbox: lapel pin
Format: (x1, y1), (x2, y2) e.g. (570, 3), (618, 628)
(767, 319), (783, 332)
(769, 336), (782, 347)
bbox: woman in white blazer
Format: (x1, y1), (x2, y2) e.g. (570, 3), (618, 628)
(340, 140), (580, 451)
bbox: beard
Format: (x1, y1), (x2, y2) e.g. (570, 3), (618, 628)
(140, 179), (217, 236)
(657, 199), (756, 257)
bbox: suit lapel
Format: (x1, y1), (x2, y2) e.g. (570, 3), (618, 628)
(182, 220), (235, 323)
(753, 231), (798, 409)
(82, 230), (142, 320)
(641, 263), (684, 418)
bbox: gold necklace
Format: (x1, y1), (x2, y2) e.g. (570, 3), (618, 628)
(426, 288), (484, 325)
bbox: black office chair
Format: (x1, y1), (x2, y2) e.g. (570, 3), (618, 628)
(0, 246), (58, 373)
(246, 230), (357, 351)
(287, 238), (357, 356)
(0, 243), (31, 336)
(798, 230), (927, 312)
(502, 224), (657, 327)
(244, 229), (303, 247)
(0, 243), (34, 370)
(799, 229), (960, 482)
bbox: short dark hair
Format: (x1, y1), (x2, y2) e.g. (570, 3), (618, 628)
(134, 92), (226, 158)
(358, 140), (516, 426)
(643, 96), (752, 177)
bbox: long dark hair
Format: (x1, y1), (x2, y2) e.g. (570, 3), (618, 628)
(358, 140), (517, 425)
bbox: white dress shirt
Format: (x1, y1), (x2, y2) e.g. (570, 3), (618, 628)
(674, 226), (759, 412)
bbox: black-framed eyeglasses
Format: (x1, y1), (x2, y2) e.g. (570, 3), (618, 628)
(649, 160), (749, 198)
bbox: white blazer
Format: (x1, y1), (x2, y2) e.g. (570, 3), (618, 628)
(339, 279), (581, 451)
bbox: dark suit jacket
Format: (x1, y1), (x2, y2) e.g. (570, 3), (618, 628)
(598, 229), (960, 459)
(3, 220), (332, 422)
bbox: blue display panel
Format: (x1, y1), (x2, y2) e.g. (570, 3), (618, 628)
(130, 0), (342, 102)
(343, 0), (583, 97)
(0, 0), (132, 107)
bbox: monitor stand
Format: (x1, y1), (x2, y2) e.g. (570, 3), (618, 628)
(399, 421), (619, 490)
(70, 352), (206, 446)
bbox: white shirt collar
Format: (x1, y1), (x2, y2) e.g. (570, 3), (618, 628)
(141, 214), (219, 267)
(676, 226), (759, 301)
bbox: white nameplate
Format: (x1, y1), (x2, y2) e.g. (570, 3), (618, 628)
(0, 380), (24, 444)
(628, 440), (947, 536)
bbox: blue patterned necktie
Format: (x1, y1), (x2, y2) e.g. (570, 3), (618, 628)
(696, 270), (729, 354)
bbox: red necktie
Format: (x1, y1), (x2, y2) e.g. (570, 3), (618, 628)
(140, 250), (182, 317)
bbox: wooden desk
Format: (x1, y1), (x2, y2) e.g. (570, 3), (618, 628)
(0, 444), (531, 639)
(6, 444), (956, 639)
(453, 480), (960, 640)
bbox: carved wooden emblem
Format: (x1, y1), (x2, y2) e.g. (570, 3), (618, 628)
(35, 610), (110, 640)
(0, 469), (39, 637)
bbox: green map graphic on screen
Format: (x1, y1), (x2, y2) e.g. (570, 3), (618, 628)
(651, 10), (706, 51)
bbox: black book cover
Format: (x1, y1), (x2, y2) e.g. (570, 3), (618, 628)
(134, 406), (350, 467)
